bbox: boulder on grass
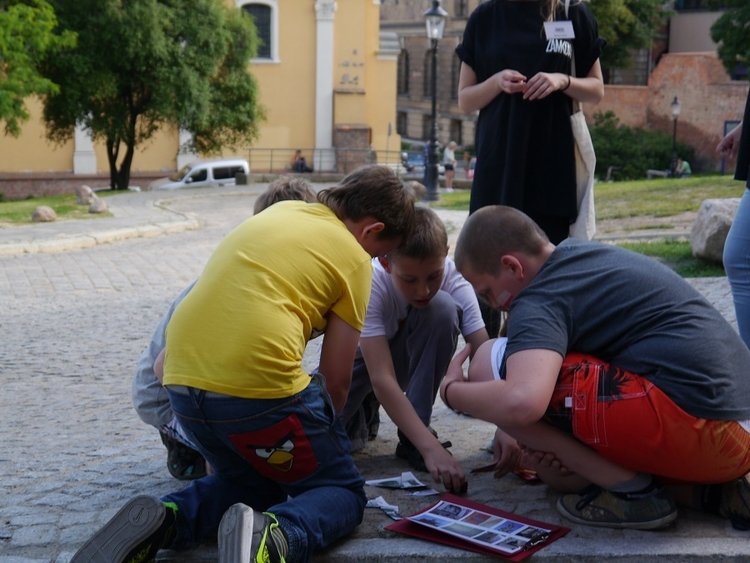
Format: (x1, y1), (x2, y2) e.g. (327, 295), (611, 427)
(32, 206), (57, 222)
(88, 195), (108, 214)
(75, 184), (95, 205)
(690, 198), (741, 263)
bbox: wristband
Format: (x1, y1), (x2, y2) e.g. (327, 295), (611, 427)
(562, 74), (571, 91)
(442, 379), (461, 412)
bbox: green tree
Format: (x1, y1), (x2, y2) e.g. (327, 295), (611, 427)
(41, 0), (264, 189)
(587, 0), (667, 84)
(709, 0), (750, 78)
(0, 0), (74, 136)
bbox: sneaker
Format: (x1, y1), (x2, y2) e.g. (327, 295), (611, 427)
(556, 485), (677, 530)
(395, 429), (452, 473)
(160, 429), (207, 481)
(218, 504), (288, 563)
(719, 475), (750, 531)
(71, 496), (176, 563)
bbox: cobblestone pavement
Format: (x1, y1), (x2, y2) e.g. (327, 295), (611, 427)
(0, 187), (746, 562)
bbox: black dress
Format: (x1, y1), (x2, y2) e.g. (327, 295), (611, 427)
(456, 0), (604, 239)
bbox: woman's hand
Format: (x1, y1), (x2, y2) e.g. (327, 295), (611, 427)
(523, 72), (569, 101)
(492, 69), (527, 95)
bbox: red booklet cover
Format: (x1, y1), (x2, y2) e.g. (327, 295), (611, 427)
(386, 494), (569, 561)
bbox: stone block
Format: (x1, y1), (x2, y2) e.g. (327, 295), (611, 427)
(88, 195), (108, 214)
(75, 184), (94, 205)
(690, 198), (740, 263)
(31, 205), (57, 222)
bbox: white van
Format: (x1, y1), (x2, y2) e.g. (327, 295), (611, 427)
(149, 158), (249, 190)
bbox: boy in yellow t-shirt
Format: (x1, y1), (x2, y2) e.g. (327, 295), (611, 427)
(131, 176), (317, 482)
(72, 165), (416, 563)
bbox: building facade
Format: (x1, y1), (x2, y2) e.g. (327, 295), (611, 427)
(381, 0), (749, 173)
(0, 0), (401, 194)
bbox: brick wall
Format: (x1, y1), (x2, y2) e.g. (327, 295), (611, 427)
(584, 52), (749, 172)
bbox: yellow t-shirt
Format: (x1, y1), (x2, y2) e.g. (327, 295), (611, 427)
(163, 201), (372, 398)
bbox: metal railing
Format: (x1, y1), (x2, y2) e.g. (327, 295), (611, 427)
(244, 148), (409, 175)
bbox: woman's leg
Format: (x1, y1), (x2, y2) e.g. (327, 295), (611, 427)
(723, 187), (750, 347)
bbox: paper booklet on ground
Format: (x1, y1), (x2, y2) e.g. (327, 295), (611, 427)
(386, 494), (569, 561)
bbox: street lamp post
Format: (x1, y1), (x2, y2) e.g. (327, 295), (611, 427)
(670, 96), (681, 176)
(423, 1), (448, 202)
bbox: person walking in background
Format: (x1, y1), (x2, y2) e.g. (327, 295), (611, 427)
(718, 91), (750, 348)
(442, 141), (458, 191)
(455, 0), (605, 335)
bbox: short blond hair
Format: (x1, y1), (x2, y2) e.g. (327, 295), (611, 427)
(253, 176), (316, 215)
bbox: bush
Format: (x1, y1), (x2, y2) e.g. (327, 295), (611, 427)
(590, 111), (695, 181)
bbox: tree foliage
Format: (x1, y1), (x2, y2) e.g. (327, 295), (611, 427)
(587, 0), (667, 83)
(590, 111), (695, 181)
(0, 0), (75, 136)
(708, 0), (750, 79)
(42, 0), (264, 189)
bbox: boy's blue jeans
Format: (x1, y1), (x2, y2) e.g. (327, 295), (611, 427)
(723, 185), (750, 348)
(163, 375), (366, 562)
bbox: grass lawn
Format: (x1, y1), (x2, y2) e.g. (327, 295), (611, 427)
(0, 191), (117, 224)
(430, 175), (738, 278)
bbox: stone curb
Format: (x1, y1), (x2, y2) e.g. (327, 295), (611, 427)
(0, 217), (200, 256)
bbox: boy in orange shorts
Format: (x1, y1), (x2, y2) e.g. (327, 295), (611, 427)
(444, 205), (750, 531)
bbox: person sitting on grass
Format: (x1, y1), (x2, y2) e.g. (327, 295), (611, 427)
(341, 206), (488, 494)
(131, 176), (317, 481)
(441, 204), (750, 531)
(72, 165), (416, 563)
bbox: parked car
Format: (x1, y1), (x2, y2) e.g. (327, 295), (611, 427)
(400, 151), (445, 180)
(149, 158), (249, 190)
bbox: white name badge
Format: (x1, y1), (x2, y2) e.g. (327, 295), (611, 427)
(544, 21), (575, 40)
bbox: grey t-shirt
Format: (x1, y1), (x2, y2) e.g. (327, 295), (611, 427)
(503, 239), (750, 421)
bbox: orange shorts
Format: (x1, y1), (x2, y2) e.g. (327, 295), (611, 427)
(545, 353), (750, 484)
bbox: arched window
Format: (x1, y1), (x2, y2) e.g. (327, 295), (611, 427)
(239, 1), (278, 62)
(397, 49), (410, 95)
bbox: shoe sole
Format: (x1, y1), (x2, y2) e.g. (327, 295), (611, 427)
(218, 503), (255, 563)
(556, 497), (678, 530)
(71, 496), (165, 563)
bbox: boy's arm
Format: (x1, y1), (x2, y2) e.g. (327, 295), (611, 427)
(361, 335), (467, 493)
(442, 347), (560, 427)
(318, 312), (361, 412)
(463, 327), (489, 359)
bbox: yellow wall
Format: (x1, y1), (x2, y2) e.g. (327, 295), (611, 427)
(249, 1), (316, 150)
(0, 0), (399, 175)
(0, 98), (73, 173)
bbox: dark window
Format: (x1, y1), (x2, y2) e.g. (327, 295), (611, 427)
(454, 0), (468, 17)
(674, 0), (728, 9)
(214, 166), (244, 180)
(450, 119), (463, 146)
(396, 111), (407, 136)
(422, 114), (432, 141)
(242, 3), (271, 59)
(397, 49), (410, 95)
(189, 169), (208, 182)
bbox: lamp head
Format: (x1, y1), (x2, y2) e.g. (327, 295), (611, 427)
(424, 1), (448, 41)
